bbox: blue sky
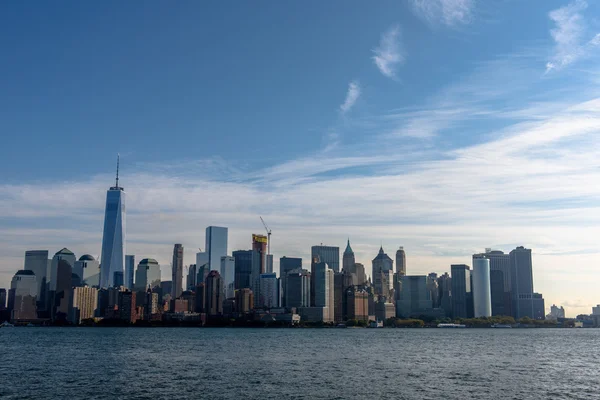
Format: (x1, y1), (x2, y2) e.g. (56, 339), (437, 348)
(2, 0), (600, 315)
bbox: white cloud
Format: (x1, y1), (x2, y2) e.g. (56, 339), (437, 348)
(546, 0), (600, 72)
(339, 81), (361, 114)
(372, 25), (404, 79)
(410, 0), (474, 27)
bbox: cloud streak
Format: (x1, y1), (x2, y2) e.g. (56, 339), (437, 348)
(546, 0), (600, 72)
(372, 25), (404, 79)
(410, 0), (475, 27)
(339, 81), (361, 114)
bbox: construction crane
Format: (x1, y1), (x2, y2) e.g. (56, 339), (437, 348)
(260, 216), (272, 255)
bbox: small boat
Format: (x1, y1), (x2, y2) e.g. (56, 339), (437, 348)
(437, 323), (466, 328)
(491, 324), (512, 328)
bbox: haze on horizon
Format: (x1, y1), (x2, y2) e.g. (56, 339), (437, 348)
(1, 1), (599, 317)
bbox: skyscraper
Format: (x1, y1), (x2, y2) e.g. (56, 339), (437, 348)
(252, 234), (268, 275)
(100, 156), (126, 288)
(372, 247), (393, 297)
(259, 273), (279, 309)
(235, 288), (254, 314)
(233, 250), (259, 290)
(205, 270), (223, 316)
(451, 264), (471, 319)
(52, 260), (73, 322)
(70, 286), (98, 324)
(472, 258), (492, 318)
(125, 255), (135, 290)
(0, 288), (6, 310)
(8, 270), (38, 321)
(286, 269), (311, 309)
(74, 255), (100, 288)
(187, 264), (197, 290)
(134, 258), (161, 291)
(395, 276), (431, 318)
(220, 256), (235, 299)
(311, 245), (340, 272)
(473, 249), (511, 316)
(313, 262), (334, 322)
(24, 250), (49, 308)
(171, 244), (184, 299)
(396, 247), (406, 276)
(280, 257), (302, 307)
(510, 246), (545, 319)
(206, 226), (228, 272)
(342, 239), (355, 272)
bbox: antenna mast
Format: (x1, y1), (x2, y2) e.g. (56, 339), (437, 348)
(115, 154), (120, 188)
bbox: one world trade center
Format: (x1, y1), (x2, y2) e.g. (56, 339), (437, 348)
(100, 155), (126, 288)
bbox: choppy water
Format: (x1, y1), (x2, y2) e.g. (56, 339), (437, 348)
(1, 327), (599, 399)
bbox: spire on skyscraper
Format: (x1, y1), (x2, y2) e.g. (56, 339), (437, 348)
(115, 153), (120, 188)
(344, 238), (353, 254)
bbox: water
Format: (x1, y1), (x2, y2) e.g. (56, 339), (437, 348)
(1, 328), (599, 399)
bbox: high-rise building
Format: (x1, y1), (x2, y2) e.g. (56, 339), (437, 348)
(372, 247), (394, 297)
(259, 273), (279, 309)
(265, 254), (274, 274)
(510, 246), (545, 319)
(472, 258), (492, 318)
(286, 269), (311, 309)
(311, 245), (340, 273)
(171, 244), (184, 299)
(346, 288), (369, 322)
(252, 234), (268, 275)
(233, 250), (259, 290)
(342, 240), (355, 272)
(280, 257), (302, 307)
(100, 157), (126, 288)
(313, 262), (334, 322)
(51, 260), (73, 322)
(396, 247), (406, 276)
(473, 249), (511, 316)
(206, 226), (228, 272)
(395, 276), (431, 318)
(125, 255), (135, 290)
(196, 251), (209, 270)
(437, 272), (452, 317)
(427, 273), (439, 307)
(24, 250), (49, 309)
(118, 291), (136, 323)
(70, 286), (98, 324)
(134, 258), (161, 291)
(547, 304), (565, 320)
(187, 264), (197, 290)
(0, 288), (6, 310)
(205, 270), (223, 316)
(195, 283), (206, 313)
(235, 288), (254, 314)
(8, 270), (37, 321)
(220, 256), (235, 299)
(73, 255), (100, 288)
(49, 248), (76, 293)
(451, 264), (471, 319)
(354, 263), (366, 286)
(334, 270), (353, 323)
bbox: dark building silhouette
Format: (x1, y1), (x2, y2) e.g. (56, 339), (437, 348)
(233, 250), (259, 290)
(195, 283), (206, 313)
(451, 264), (471, 319)
(280, 257), (302, 307)
(235, 288), (254, 314)
(205, 271), (223, 316)
(118, 291), (136, 323)
(52, 260), (73, 322)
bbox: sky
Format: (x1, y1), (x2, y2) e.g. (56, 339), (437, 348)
(1, 0), (600, 317)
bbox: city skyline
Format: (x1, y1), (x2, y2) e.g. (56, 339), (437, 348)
(2, 1), (600, 316)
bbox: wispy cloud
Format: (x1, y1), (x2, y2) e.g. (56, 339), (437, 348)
(410, 0), (475, 27)
(372, 25), (404, 79)
(339, 81), (361, 114)
(546, 0), (600, 72)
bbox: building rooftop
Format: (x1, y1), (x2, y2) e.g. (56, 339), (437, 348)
(344, 239), (354, 254)
(15, 269), (35, 276)
(140, 258), (159, 265)
(79, 254), (95, 261)
(55, 247), (74, 256)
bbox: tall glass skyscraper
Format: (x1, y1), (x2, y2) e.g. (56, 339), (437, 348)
(206, 226), (228, 272)
(100, 157), (126, 288)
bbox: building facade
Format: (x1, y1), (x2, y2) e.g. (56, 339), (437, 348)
(206, 226), (228, 272)
(205, 270), (223, 316)
(9, 270), (38, 321)
(395, 247), (406, 276)
(280, 256), (302, 307)
(171, 244), (184, 299)
(259, 273), (279, 309)
(395, 275), (431, 318)
(372, 247), (394, 297)
(134, 258), (161, 291)
(71, 286), (98, 324)
(510, 246), (545, 320)
(125, 255), (135, 290)
(451, 264), (471, 319)
(472, 258), (492, 318)
(286, 269), (311, 309)
(220, 256), (235, 299)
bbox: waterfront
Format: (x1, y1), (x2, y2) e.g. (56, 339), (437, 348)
(1, 328), (599, 399)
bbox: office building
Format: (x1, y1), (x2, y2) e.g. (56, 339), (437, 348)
(195, 283), (206, 313)
(312, 262), (334, 322)
(71, 286), (98, 324)
(235, 288), (254, 314)
(266, 254), (273, 274)
(375, 298), (395, 321)
(427, 273), (439, 307)
(286, 269), (311, 309)
(510, 246), (545, 319)
(280, 256), (302, 307)
(125, 255), (135, 290)
(334, 270), (353, 323)
(547, 305), (565, 320)
(437, 272), (452, 317)
(196, 251), (208, 269)
(205, 270), (223, 316)
(0, 288), (6, 310)
(118, 291), (136, 323)
(206, 226), (228, 272)
(395, 275), (431, 318)
(135, 258), (161, 291)
(472, 258), (492, 318)
(473, 249), (511, 316)
(372, 247), (394, 297)
(259, 273), (279, 309)
(252, 234), (268, 275)
(100, 157), (126, 288)
(49, 248), (76, 293)
(451, 264), (472, 319)
(24, 250), (49, 308)
(8, 270), (38, 321)
(396, 247), (406, 276)
(233, 250), (259, 290)
(342, 239), (355, 272)
(220, 256), (235, 298)
(51, 259), (73, 322)
(172, 244), (184, 299)
(311, 245), (340, 273)
(144, 289), (160, 320)
(346, 288), (369, 322)
(73, 255), (100, 288)
(354, 263), (366, 286)
(187, 264), (197, 290)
